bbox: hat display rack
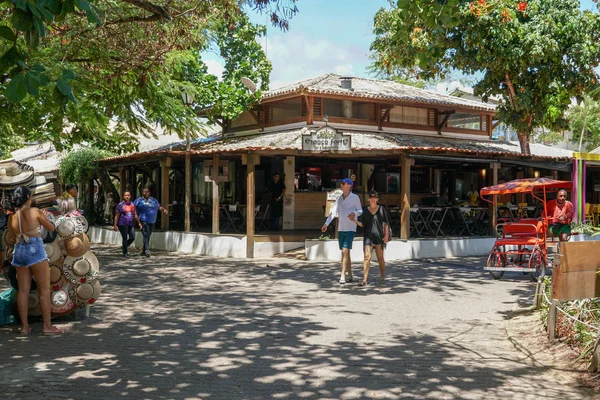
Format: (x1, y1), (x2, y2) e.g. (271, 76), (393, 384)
(1, 159), (101, 318)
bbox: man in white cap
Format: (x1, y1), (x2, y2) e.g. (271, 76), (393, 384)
(321, 178), (363, 284)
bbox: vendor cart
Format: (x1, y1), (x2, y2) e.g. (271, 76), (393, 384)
(480, 178), (572, 281)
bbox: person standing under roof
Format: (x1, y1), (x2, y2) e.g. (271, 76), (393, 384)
(321, 178), (363, 285)
(269, 172), (286, 230)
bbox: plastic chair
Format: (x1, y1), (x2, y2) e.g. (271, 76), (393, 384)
(585, 203), (595, 225)
(255, 204), (270, 231)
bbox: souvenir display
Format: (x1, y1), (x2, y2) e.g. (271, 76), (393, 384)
(1, 161), (101, 319)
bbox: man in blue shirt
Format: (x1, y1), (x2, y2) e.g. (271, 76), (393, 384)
(134, 187), (168, 257)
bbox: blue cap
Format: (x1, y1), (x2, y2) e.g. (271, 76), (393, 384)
(339, 178), (354, 186)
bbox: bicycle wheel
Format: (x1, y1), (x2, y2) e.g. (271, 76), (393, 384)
(486, 245), (506, 280)
(529, 248), (546, 282)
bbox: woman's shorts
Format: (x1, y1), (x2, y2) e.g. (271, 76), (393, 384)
(12, 237), (48, 268)
(338, 231), (356, 250)
(364, 236), (385, 248)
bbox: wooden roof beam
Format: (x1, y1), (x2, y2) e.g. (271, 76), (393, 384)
(436, 110), (455, 135)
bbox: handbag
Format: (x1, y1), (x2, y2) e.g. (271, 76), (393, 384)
(380, 206), (392, 240)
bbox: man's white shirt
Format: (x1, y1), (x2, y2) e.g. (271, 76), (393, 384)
(324, 192), (363, 232)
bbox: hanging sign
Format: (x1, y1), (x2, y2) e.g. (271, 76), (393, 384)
(302, 126), (351, 152)
(325, 188), (343, 217)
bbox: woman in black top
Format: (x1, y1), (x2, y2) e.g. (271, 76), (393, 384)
(350, 190), (389, 285)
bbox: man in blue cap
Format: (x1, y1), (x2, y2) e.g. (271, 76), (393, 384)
(321, 177), (363, 284)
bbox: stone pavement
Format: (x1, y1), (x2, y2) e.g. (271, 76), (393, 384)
(0, 245), (594, 399)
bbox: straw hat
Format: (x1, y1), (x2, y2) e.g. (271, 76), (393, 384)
(74, 280), (101, 305)
(3, 229), (16, 248)
(50, 282), (76, 315)
(63, 233), (90, 258)
(76, 215), (89, 233)
(40, 212), (56, 241)
(28, 290), (42, 317)
(0, 160), (35, 189)
(55, 216), (84, 239)
(44, 240), (63, 263)
(49, 258), (64, 291)
(64, 251), (99, 284)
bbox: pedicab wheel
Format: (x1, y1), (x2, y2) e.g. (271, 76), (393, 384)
(529, 248), (546, 282)
(486, 245), (506, 280)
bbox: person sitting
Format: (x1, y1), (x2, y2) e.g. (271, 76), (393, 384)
(467, 185), (479, 206)
(62, 183), (78, 200)
(546, 189), (573, 242)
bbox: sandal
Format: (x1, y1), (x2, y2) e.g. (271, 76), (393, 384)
(18, 327), (31, 335)
(360, 280), (367, 286)
(42, 327), (63, 336)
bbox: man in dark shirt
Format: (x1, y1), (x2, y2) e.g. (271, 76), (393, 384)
(269, 172), (286, 230)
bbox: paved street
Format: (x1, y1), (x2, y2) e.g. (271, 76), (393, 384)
(0, 245), (593, 399)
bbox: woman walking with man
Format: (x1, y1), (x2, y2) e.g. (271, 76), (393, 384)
(350, 190), (390, 286)
(113, 191), (139, 257)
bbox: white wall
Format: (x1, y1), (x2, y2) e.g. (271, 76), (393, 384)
(88, 227), (304, 259)
(306, 238), (497, 262)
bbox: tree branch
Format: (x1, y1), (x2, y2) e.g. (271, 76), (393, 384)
(505, 73), (516, 108)
(106, 14), (164, 25)
(119, 0), (171, 20)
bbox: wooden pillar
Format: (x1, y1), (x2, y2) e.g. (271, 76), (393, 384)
(243, 153), (260, 258)
(119, 167), (126, 202)
(184, 132), (191, 232)
(212, 154), (220, 234)
(306, 96), (314, 125)
(489, 162), (500, 236)
(160, 157), (171, 230)
(400, 154), (412, 241)
(283, 156), (295, 230)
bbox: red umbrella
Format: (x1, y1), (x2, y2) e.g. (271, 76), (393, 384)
(480, 178), (572, 196)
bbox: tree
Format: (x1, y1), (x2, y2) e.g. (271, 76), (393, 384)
(59, 147), (116, 219)
(0, 0), (298, 153)
(567, 94), (600, 152)
(370, 0), (600, 155)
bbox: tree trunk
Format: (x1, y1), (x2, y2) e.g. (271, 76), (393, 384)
(517, 133), (531, 155)
(97, 167), (120, 202)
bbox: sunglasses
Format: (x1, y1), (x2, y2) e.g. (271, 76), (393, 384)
(369, 195), (378, 199)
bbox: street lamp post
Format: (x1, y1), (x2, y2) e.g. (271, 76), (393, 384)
(181, 90), (194, 233)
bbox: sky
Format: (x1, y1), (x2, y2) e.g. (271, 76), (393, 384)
(203, 0), (600, 92)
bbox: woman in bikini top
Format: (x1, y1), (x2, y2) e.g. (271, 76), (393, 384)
(8, 186), (61, 335)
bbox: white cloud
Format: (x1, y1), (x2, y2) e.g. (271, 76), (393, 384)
(204, 59), (224, 80)
(263, 33), (369, 89)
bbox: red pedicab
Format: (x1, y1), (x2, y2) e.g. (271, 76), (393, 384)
(480, 178), (573, 281)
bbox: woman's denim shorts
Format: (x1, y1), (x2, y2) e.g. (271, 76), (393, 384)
(12, 237), (48, 268)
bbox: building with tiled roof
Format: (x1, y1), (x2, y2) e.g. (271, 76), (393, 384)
(98, 74), (573, 258)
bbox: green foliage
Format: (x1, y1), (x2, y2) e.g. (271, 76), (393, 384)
(571, 220), (600, 237)
(535, 128), (564, 146)
(370, 0), (600, 155)
(567, 95), (600, 152)
(59, 148), (114, 185)
(0, 0), (295, 153)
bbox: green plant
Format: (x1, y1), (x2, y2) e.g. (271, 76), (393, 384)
(59, 148), (114, 184)
(370, 0), (600, 155)
(570, 221), (600, 237)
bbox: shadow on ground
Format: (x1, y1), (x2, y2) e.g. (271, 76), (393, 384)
(0, 245), (583, 399)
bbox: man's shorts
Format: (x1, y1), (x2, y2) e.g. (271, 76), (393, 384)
(338, 231), (356, 250)
(549, 223), (570, 237)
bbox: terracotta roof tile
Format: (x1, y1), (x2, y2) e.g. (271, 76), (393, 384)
(263, 74), (497, 112)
